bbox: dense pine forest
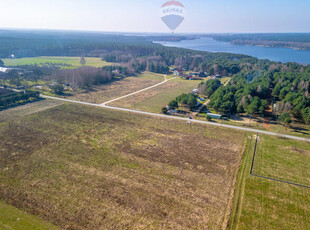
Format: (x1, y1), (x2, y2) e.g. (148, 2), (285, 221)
(0, 30), (309, 123)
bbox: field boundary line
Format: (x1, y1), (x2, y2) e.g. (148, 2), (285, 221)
(250, 135), (310, 189)
(228, 137), (254, 230)
(251, 174), (310, 189)
(250, 134), (259, 175)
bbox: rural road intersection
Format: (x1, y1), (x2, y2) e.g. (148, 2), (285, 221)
(42, 95), (310, 143)
(41, 74), (310, 143)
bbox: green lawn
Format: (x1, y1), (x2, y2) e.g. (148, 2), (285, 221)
(137, 71), (165, 81)
(0, 201), (58, 230)
(220, 77), (232, 86)
(133, 78), (200, 113)
(229, 135), (310, 229)
(3, 56), (114, 68)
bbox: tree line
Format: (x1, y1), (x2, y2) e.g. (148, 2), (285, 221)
(167, 93), (198, 111)
(0, 91), (40, 109)
(50, 66), (134, 88)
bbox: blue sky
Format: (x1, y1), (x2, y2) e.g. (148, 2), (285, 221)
(1, 0), (309, 33)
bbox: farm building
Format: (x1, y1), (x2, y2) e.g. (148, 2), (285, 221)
(173, 69), (183, 76)
(0, 67), (25, 76)
(207, 113), (222, 119)
(0, 67), (18, 74)
(192, 88), (199, 94)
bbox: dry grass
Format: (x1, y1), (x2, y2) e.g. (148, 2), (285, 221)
(0, 103), (245, 229)
(111, 79), (200, 113)
(0, 100), (63, 122)
(66, 73), (163, 104)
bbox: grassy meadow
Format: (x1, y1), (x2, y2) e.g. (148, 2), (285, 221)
(0, 101), (245, 229)
(229, 135), (310, 229)
(0, 201), (58, 230)
(3, 56), (113, 68)
(111, 78), (201, 113)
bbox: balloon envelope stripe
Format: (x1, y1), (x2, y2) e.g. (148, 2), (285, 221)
(161, 1), (184, 8)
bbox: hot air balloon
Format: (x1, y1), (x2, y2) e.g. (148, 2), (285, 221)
(160, 1), (185, 32)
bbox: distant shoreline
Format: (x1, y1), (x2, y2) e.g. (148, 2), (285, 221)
(156, 37), (310, 64)
(152, 33), (310, 52)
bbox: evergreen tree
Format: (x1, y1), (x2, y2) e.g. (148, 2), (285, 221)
(80, 56), (86, 66)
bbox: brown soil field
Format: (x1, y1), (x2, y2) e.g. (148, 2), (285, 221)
(66, 75), (162, 104)
(0, 103), (246, 229)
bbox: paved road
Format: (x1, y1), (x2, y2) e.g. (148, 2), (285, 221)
(41, 95), (310, 143)
(101, 75), (176, 106)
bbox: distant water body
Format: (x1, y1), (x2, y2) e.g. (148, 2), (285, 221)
(156, 37), (310, 64)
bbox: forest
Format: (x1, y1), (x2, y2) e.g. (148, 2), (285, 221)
(205, 33), (310, 51)
(1, 30), (309, 124)
(50, 66), (133, 88)
(204, 71), (310, 124)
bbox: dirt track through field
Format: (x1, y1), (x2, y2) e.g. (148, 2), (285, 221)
(101, 75), (176, 105)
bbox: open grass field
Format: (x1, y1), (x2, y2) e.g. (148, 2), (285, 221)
(220, 77), (232, 86)
(65, 72), (164, 104)
(3, 56), (113, 68)
(196, 114), (310, 139)
(0, 102), (245, 229)
(229, 135), (310, 229)
(111, 78), (201, 113)
(0, 100), (63, 122)
(0, 200), (58, 230)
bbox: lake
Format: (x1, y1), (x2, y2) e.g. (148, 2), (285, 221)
(156, 37), (310, 64)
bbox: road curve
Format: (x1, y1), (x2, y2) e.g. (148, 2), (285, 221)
(41, 95), (310, 143)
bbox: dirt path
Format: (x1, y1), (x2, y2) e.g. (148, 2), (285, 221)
(101, 75), (176, 106)
(192, 99), (209, 118)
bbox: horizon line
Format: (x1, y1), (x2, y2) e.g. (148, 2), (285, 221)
(1, 27), (310, 35)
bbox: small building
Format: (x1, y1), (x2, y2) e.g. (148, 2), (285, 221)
(0, 67), (22, 76)
(173, 69), (183, 76)
(215, 74), (222, 78)
(183, 74), (191, 80)
(207, 113), (222, 120)
(192, 88), (199, 94)
(191, 77), (204, 80)
(199, 72), (207, 78)
(0, 67), (8, 73)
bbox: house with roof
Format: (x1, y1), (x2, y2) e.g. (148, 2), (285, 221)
(173, 69), (183, 76)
